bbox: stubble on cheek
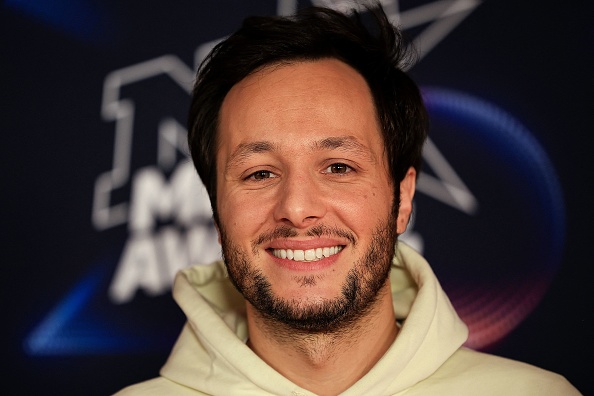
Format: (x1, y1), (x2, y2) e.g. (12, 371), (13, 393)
(218, 203), (398, 335)
(251, 225), (299, 255)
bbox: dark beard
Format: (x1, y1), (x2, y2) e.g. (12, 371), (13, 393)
(219, 213), (398, 334)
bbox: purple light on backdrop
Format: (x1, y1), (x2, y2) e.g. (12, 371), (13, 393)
(421, 87), (565, 349)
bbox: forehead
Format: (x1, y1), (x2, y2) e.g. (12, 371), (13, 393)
(218, 58), (383, 154)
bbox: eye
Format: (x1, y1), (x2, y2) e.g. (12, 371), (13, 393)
(246, 170), (277, 181)
(325, 163), (352, 174)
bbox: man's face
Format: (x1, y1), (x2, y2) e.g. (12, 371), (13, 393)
(216, 59), (414, 332)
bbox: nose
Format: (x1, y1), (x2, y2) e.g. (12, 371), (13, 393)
(273, 171), (327, 228)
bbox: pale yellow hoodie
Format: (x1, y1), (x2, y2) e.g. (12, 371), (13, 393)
(115, 243), (580, 395)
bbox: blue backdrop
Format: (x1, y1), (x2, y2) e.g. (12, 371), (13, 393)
(3, 0), (592, 394)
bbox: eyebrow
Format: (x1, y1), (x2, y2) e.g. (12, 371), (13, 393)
(313, 136), (372, 157)
(226, 135), (376, 172)
(226, 141), (280, 171)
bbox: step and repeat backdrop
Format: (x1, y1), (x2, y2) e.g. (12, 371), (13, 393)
(4, 0), (592, 394)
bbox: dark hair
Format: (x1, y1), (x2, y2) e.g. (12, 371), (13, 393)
(188, 5), (428, 220)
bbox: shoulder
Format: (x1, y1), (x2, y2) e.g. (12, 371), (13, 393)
(113, 377), (207, 396)
(410, 348), (581, 395)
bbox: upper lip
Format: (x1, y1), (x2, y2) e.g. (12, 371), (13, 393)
(264, 238), (348, 251)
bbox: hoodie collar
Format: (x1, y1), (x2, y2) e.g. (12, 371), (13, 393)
(161, 242), (468, 395)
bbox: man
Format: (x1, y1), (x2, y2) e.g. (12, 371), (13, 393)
(117, 5), (580, 395)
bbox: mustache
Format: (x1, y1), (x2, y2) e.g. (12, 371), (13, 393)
(252, 224), (357, 253)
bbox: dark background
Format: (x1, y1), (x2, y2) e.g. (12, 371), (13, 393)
(3, 0), (592, 394)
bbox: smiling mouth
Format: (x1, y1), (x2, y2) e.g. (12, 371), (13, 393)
(270, 246), (344, 262)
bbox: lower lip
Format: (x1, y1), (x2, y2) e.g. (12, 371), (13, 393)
(268, 250), (342, 272)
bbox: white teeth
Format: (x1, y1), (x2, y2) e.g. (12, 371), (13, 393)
(294, 250), (305, 261)
(272, 246), (343, 262)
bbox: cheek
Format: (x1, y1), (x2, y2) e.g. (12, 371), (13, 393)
(332, 184), (393, 226)
(218, 191), (273, 237)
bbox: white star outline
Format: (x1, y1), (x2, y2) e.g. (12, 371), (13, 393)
(92, 0), (480, 232)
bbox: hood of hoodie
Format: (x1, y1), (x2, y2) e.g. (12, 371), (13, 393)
(160, 242), (468, 395)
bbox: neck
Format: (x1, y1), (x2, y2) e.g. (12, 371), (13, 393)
(246, 281), (398, 396)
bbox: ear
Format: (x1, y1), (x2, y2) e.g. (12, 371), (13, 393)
(397, 167), (416, 235)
